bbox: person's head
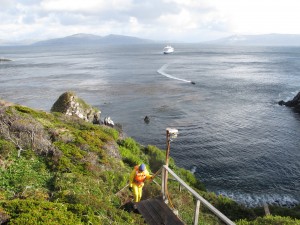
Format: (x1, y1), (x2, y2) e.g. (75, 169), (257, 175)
(139, 163), (146, 172)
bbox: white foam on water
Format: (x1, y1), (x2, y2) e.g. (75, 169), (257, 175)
(157, 64), (191, 83)
(190, 165), (197, 174)
(216, 190), (299, 208)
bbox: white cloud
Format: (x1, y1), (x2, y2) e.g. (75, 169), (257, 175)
(158, 9), (197, 31)
(40, 0), (133, 12)
(129, 16), (142, 33)
(163, 0), (211, 9)
(41, 0), (102, 12)
(1, 0), (300, 42)
(210, 0), (300, 34)
(0, 0), (15, 7)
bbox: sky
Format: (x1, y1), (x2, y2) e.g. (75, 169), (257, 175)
(1, 0), (300, 43)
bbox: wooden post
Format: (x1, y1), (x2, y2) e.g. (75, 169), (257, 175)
(194, 200), (201, 225)
(263, 203), (270, 216)
(164, 129), (170, 201)
(166, 129), (171, 166)
(161, 167), (165, 198)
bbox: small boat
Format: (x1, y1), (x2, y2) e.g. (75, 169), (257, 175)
(163, 45), (174, 54)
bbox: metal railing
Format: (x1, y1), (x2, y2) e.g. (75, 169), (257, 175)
(161, 165), (236, 225)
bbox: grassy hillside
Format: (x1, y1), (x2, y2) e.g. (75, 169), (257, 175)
(0, 101), (299, 224)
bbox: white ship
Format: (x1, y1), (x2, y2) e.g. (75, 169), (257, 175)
(163, 45), (174, 54)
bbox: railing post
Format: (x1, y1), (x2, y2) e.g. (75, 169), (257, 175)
(163, 167), (169, 203)
(161, 166), (165, 199)
(164, 129), (170, 201)
(194, 199), (201, 225)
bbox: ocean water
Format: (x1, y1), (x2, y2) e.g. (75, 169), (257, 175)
(1, 44), (300, 207)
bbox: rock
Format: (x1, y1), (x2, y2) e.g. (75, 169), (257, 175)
(144, 116), (150, 124)
(0, 99), (14, 107)
(278, 91), (300, 112)
(51, 91), (101, 123)
(104, 117), (114, 127)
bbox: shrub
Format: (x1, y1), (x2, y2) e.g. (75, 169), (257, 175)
(119, 138), (140, 155)
(0, 199), (98, 224)
(118, 138), (149, 168)
(101, 126), (119, 141)
(119, 146), (142, 167)
(0, 154), (52, 199)
(143, 145), (176, 171)
(0, 139), (16, 159)
(199, 191), (256, 221)
(237, 215), (300, 225)
(100, 170), (128, 193)
(174, 167), (206, 191)
(268, 205), (300, 219)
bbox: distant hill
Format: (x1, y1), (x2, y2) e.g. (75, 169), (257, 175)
(207, 34), (300, 46)
(3, 33), (300, 47)
(32, 33), (153, 46)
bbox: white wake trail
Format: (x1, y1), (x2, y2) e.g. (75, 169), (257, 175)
(157, 64), (192, 83)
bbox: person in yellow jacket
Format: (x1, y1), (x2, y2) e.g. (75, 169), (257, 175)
(129, 163), (153, 203)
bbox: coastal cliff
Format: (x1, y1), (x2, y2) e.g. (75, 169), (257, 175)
(0, 94), (299, 224)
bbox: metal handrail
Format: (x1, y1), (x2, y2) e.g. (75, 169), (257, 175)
(161, 165), (236, 225)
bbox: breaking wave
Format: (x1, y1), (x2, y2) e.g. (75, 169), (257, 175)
(216, 191), (299, 208)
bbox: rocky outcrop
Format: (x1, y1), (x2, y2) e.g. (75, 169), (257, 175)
(0, 58), (11, 62)
(51, 91), (101, 124)
(278, 91), (300, 112)
(144, 116), (150, 124)
(103, 117), (114, 127)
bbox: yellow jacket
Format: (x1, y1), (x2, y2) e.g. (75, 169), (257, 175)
(129, 165), (152, 187)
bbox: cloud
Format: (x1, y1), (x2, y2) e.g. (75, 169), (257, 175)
(40, 0), (133, 13)
(0, 0), (229, 42)
(0, 0), (14, 8)
(210, 0), (300, 34)
(1, 0), (300, 42)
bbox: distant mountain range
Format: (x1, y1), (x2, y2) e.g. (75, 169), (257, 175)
(2, 33), (300, 46)
(206, 34), (300, 46)
(31, 33), (153, 46)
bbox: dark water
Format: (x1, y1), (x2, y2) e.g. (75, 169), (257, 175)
(1, 44), (300, 207)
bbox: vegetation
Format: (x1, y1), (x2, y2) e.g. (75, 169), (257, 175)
(0, 101), (299, 224)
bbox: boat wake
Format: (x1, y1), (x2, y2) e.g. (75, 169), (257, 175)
(157, 64), (193, 84)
